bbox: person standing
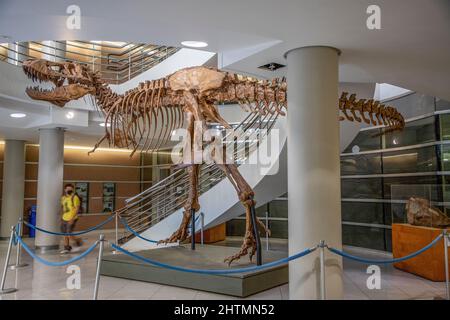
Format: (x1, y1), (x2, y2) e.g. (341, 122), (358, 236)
(60, 183), (83, 254)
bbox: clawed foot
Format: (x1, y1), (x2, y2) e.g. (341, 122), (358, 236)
(157, 229), (186, 245)
(158, 215), (190, 245)
(224, 231), (257, 266)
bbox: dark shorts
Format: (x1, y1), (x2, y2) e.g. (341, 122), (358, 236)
(61, 219), (78, 234)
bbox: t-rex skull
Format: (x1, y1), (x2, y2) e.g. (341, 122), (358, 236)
(22, 59), (96, 107)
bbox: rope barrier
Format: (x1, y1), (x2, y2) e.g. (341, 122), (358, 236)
(327, 233), (444, 264)
(15, 232), (100, 267)
(111, 243), (315, 274)
(23, 214), (115, 236)
(119, 216), (159, 243)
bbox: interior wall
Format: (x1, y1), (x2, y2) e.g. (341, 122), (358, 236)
(0, 144), (143, 233)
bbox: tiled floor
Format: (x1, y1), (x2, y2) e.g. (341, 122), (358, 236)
(0, 231), (447, 300)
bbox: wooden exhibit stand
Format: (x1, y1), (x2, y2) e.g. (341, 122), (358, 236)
(194, 223), (226, 243)
(392, 223), (449, 281)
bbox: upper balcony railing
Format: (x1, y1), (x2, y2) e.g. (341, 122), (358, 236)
(0, 40), (180, 84)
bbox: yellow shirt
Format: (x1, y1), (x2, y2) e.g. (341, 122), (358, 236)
(61, 194), (80, 221)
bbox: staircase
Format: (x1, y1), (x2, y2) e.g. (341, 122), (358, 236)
(117, 107), (285, 251)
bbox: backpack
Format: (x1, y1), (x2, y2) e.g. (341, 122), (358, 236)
(71, 193), (83, 214)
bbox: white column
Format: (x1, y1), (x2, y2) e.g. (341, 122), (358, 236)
(285, 46), (343, 299)
(35, 128), (64, 252)
(0, 140), (25, 238)
(41, 41), (66, 62)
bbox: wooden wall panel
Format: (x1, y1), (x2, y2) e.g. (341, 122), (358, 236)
(63, 166), (140, 181)
(25, 145), (39, 162)
(0, 145), (145, 233)
(63, 148), (140, 166)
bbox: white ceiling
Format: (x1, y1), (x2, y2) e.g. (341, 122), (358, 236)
(1, 0), (449, 100)
(0, 0), (448, 146)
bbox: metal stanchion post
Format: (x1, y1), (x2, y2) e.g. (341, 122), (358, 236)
(0, 226), (18, 294)
(92, 234), (105, 300)
(191, 209), (196, 250)
(265, 211), (269, 251)
(319, 240), (326, 300)
(444, 231), (449, 301)
(200, 212), (204, 246)
(9, 218), (29, 270)
(112, 213), (119, 254)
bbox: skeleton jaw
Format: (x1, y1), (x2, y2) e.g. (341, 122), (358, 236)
(26, 84), (95, 107)
(23, 59), (96, 107)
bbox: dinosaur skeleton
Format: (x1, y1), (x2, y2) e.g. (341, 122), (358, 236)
(22, 58), (405, 265)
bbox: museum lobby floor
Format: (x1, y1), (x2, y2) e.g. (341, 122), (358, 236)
(0, 231), (447, 300)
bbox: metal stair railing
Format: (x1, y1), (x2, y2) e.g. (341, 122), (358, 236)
(0, 40), (179, 84)
(118, 106), (280, 244)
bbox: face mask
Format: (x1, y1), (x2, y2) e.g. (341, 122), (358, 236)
(66, 190), (73, 195)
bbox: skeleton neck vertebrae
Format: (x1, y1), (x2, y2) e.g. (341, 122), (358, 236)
(22, 58), (405, 265)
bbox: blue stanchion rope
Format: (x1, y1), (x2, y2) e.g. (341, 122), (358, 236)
(15, 232), (99, 267)
(23, 214), (115, 236)
(111, 243), (315, 275)
(327, 233), (444, 264)
(119, 216), (158, 243)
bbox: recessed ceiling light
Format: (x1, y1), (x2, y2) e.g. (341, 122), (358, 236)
(181, 41), (208, 48)
(10, 113), (26, 118)
(66, 111), (75, 119)
(99, 122), (111, 127)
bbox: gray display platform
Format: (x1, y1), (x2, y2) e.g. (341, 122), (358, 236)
(100, 244), (288, 297)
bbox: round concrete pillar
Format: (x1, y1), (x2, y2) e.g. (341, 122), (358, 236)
(35, 128), (64, 251)
(285, 46), (343, 299)
(0, 140), (25, 238)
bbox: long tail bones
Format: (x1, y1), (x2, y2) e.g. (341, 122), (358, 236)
(339, 92), (405, 134)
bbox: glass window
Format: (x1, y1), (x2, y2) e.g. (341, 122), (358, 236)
(342, 224), (387, 251)
(255, 203), (268, 218)
(441, 176), (450, 204)
(226, 219), (245, 236)
(383, 176), (440, 200)
(385, 229), (392, 252)
(268, 200), (288, 218)
(388, 93), (435, 119)
(440, 144), (450, 171)
(343, 130), (382, 153)
(436, 97), (450, 112)
(439, 114), (450, 140)
(341, 153), (382, 175)
(384, 116), (436, 149)
(268, 220), (288, 239)
(386, 203), (407, 225)
(341, 201), (384, 225)
(341, 178), (383, 199)
(382, 146), (437, 174)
